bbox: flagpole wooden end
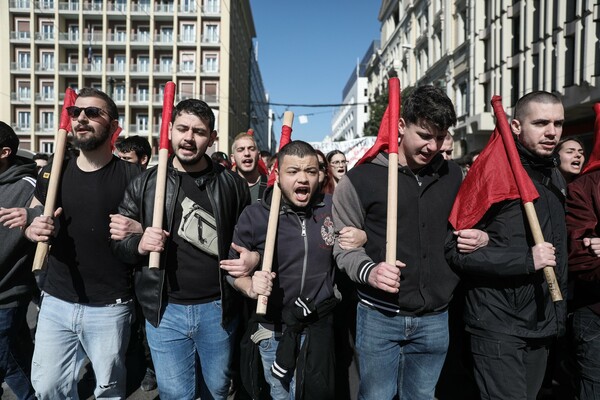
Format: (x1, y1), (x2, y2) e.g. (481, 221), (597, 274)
(385, 153), (399, 265)
(543, 266), (563, 302)
(32, 243), (49, 272)
(148, 148), (170, 269)
(282, 111), (294, 128)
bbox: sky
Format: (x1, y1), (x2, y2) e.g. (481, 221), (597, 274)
(249, 1), (381, 144)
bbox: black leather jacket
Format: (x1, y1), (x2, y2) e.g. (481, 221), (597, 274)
(112, 156), (251, 327)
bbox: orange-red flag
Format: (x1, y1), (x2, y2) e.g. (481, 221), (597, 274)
(448, 96), (539, 230)
(267, 125), (292, 187)
(59, 88), (77, 132)
(356, 77), (401, 165)
(580, 103), (600, 175)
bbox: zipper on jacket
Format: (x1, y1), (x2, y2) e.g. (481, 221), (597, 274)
(299, 216), (308, 294)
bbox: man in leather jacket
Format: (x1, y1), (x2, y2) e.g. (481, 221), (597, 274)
(446, 91), (568, 400)
(112, 99), (251, 400)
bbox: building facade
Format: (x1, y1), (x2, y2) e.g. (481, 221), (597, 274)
(330, 41), (378, 142)
(0, 0), (261, 155)
(248, 40), (269, 152)
(370, 0), (600, 156)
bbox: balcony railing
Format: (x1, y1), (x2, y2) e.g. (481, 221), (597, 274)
(201, 65), (219, 74)
(106, 63), (127, 73)
(177, 65), (196, 73)
(58, 63), (79, 72)
(11, 92), (32, 101)
(153, 64), (173, 74)
(35, 1), (55, 11)
(202, 5), (220, 15)
(155, 3), (174, 13)
(11, 62), (32, 71)
(36, 123), (55, 132)
(58, 1), (79, 11)
(130, 33), (152, 43)
(58, 32), (80, 41)
(35, 63), (55, 72)
(154, 34), (174, 44)
(35, 32), (55, 41)
(129, 94), (150, 103)
(107, 3), (126, 12)
(105, 33), (127, 43)
(178, 35), (196, 44)
(81, 64), (103, 72)
(82, 2), (102, 11)
(130, 64), (151, 73)
(12, 124), (31, 132)
(10, 31), (31, 40)
(36, 93), (55, 102)
(10, 0), (31, 9)
(201, 35), (219, 44)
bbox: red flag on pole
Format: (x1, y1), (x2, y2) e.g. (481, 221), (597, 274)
(59, 88), (77, 131)
(356, 77), (401, 165)
(267, 124), (293, 187)
(448, 96), (539, 230)
(580, 103), (600, 175)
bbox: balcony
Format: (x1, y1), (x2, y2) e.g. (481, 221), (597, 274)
(154, 34), (174, 46)
(11, 92), (32, 102)
(10, 31), (31, 41)
(202, 5), (220, 16)
(178, 35), (197, 44)
(130, 33), (152, 44)
(35, 1), (55, 11)
(130, 64), (151, 74)
(81, 64), (103, 73)
(58, 1), (79, 12)
(11, 62), (31, 72)
(155, 2), (175, 14)
(106, 63), (127, 73)
(105, 33), (127, 43)
(36, 93), (55, 102)
(201, 35), (219, 44)
(178, 5), (197, 14)
(35, 63), (55, 73)
(36, 123), (55, 133)
(201, 65), (219, 74)
(58, 32), (80, 42)
(82, 2), (102, 11)
(130, 3), (151, 13)
(129, 94), (151, 103)
(177, 65), (196, 74)
(35, 32), (55, 41)
(153, 64), (173, 75)
(107, 3), (127, 12)
(12, 124), (31, 133)
(58, 63), (79, 73)
(10, 0), (31, 10)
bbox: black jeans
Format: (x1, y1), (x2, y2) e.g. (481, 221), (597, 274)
(469, 330), (550, 400)
(572, 306), (600, 400)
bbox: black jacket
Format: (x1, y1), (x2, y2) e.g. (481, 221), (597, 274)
(112, 156), (251, 327)
(333, 152), (463, 315)
(0, 157), (37, 307)
(445, 144), (568, 338)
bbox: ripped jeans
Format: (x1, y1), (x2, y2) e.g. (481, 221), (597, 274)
(31, 292), (133, 399)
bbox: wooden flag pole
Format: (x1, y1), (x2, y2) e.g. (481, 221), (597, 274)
(385, 78), (400, 265)
(256, 111), (294, 315)
(32, 88), (76, 271)
(148, 81), (176, 269)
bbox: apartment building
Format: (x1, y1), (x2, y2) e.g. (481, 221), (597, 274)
(0, 0), (264, 155)
(369, 0), (600, 156)
(330, 41), (378, 142)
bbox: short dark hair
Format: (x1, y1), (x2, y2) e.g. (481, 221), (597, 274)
(172, 99), (215, 132)
(555, 137), (585, 154)
(77, 87), (119, 120)
(116, 136), (152, 161)
(0, 121), (19, 161)
(33, 153), (49, 161)
(260, 150), (271, 158)
(402, 86), (457, 131)
(277, 140), (317, 166)
(513, 91), (562, 121)
(326, 149), (345, 163)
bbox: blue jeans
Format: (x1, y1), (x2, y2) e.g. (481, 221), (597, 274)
(355, 302), (449, 400)
(258, 329), (305, 400)
(0, 302), (35, 400)
(31, 293), (133, 400)
(145, 300), (238, 400)
(572, 306), (600, 400)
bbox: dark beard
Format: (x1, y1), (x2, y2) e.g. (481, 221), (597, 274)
(73, 128), (111, 151)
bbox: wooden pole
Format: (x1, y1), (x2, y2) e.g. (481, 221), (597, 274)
(256, 111), (294, 315)
(148, 81), (176, 269)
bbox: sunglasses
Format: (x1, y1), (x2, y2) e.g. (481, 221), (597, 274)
(66, 106), (108, 119)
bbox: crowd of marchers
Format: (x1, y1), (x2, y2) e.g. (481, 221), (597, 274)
(0, 86), (598, 400)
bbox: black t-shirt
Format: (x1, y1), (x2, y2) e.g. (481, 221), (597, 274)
(166, 167), (220, 304)
(35, 156), (140, 304)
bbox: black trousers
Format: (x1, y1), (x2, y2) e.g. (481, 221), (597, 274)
(469, 330), (550, 400)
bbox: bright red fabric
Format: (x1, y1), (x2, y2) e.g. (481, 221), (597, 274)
(267, 125), (293, 187)
(581, 103), (600, 175)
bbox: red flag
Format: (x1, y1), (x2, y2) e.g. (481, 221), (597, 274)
(110, 126), (122, 151)
(356, 77), (401, 165)
(59, 88), (77, 132)
(448, 96), (539, 230)
(580, 103), (600, 175)
(267, 125), (292, 187)
(159, 82), (176, 151)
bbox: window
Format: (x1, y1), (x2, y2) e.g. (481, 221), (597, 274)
(181, 0), (196, 12)
(138, 56), (150, 72)
(114, 55), (126, 72)
(138, 26), (150, 42)
(203, 82), (216, 102)
(40, 52), (54, 71)
(92, 55), (103, 72)
(17, 111), (31, 129)
(204, 0), (219, 13)
(181, 53), (195, 72)
(68, 24), (79, 41)
(40, 22), (54, 40)
(137, 114), (149, 132)
(114, 26), (126, 42)
(16, 20), (30, 39)
(114, 85), (126, 102)
(182, 24), (196, 42)
(160, 27), (173, 42)
(181, 82), (195, 99)
(203, 53), (218, 72)
(204, 24), (219, 42)
(138, 85), (149, 102)
(160, 56), (173, 73)
(17, 81), (30, 101)
(41, 111), (54, 130)
(17, 51), (31, 69)
(41, 81), (54, 100)
(41, 141), (54, 154)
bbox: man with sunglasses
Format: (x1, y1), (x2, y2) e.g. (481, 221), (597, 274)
(24, 88), (142, 399)
(112, 99), (250, 400)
